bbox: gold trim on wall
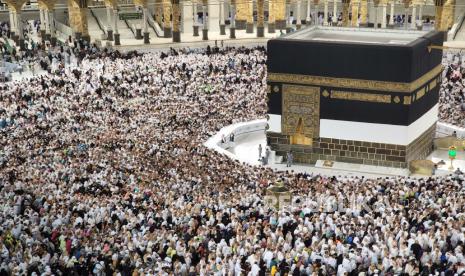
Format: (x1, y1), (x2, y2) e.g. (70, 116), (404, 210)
(282, 85), (320, 138)
(416, 87), (426, 100)
(268, 65), (443, 93)
(429, 79), (437, 91)
(331, 90), (392, 103)
(404, 96), (411, 105)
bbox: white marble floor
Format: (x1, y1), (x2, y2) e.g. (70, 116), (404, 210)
(9, 65), (48, 81)
(227, 131), (413, 178)
(229, 132), (267, 166)
(428, 149), (465, 175)
(226, 130), (465, 178)
(9, 58), (81, 82)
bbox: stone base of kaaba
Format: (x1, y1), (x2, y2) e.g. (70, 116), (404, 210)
(267, 124), (435, 168)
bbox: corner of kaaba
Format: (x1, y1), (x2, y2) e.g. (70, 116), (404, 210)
(266, 26), (444, 168)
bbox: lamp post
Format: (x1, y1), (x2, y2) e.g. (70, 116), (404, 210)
(448, 146), (457, 170)
(265, 180), (292, 210)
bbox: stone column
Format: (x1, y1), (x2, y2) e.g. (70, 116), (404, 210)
(268, 0), (276, 32)
(342, 0), (349, 26)
(193, 1), (199, 36)
(163, 0), (172, 37)
(296, 0), (302, 29)
(202, 1), (208, 40)
(286, 3), (292, 32)
(389, 1), (394, 26)
(434, 0), (443, 31)
(12, 11), (19, 43)
(435, 6), (442, 30)
(143, 7), (150, 43)
(275, 0), (286, 30)
(9, 10), (15, 38)
(106, 5), (114, 40)
(208, 0), (220, 32)
(44, 8), (51, 40)
(381, 4), (387, 28)
(417, 4), (423, 29)
(351, 0), (359, 26)
(440, 0), (454, 31)
(181, 1), (193, 33)
(238, 0), (251, 32)
(235, 0), (247, 29)
(114, 8), (120, 45)
(246, 0), (254, 33)
(359, 0), (367, 26)
(306, 0), (311, 24)
(49, 9), (57, 46)
(68, 0), (90, 42)
(155, 0), (163, 25)
(257, 0), (265, 36)
(411, 4), (416, 29)
(13, 11), (18, 32)
(39, 8), (46, 38)
(374, 4), (378, 28)
(172, 0), (181, 42)
(230, 1), (236, 38)
(403, 1), (409, 29)
(333, 0), (338, 25)
(323, 0), (329, 25)
(16, 11), (25, 50)
(219, 0), (226, 34)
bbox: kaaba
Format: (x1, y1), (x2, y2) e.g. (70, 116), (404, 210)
(266, 26), (444, 168)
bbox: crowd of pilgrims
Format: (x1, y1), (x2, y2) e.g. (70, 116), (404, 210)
(0, 45), (465, 276)
(439, 51), (465, 126)
(0, 19), (137, 74)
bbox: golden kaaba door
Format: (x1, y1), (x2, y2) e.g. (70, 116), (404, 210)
(282, 85), (320, 145)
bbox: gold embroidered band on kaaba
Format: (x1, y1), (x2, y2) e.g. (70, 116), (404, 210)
(331, 90), (391, 103)
(267, 64), (443, 93)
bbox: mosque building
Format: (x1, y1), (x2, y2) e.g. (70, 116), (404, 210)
(2, 0), (465, 275)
